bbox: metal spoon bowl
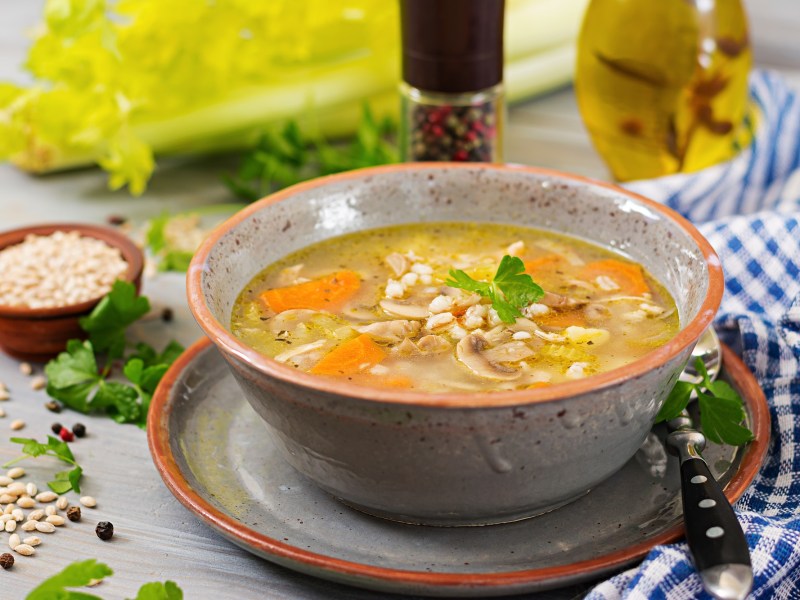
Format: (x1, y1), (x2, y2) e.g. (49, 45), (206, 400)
(680, 327), (722, 385)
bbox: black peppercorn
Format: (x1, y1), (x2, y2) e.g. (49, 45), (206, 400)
(66, 506), (82, 522)
(161, 307), (174, 322)
(106, 214), (128, 226)
(45, 401), (62, 413)
(72, 423), (86, 438)
(0, 553), (13, 570)
(51, 423), (63, 435)
(96, 521), (114, 540)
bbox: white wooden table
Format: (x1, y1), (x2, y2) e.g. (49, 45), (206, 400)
(0, 1), (797, 598)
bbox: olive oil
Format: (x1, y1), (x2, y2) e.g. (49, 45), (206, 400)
(575, 0), (753, 181)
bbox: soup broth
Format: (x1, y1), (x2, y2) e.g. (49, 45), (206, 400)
(231, 222), (679, 392)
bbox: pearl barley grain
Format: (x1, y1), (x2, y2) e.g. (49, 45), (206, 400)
(80, 496), (97, 508)
(0, 231), (128, 309)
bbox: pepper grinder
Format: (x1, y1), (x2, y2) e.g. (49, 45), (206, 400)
(400, 0), (505, 163)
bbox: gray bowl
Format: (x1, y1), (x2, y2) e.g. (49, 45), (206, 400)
(187, 163), (723, 526)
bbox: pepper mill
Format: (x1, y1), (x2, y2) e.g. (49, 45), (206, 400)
(399, 0), (506, 163)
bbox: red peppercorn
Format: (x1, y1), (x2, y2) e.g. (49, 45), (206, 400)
(59, 428), (74, 442)
(453, 150), (469, 161)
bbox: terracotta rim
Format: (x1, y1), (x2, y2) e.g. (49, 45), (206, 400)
(187, 162), (725, 409)
(0, 223), (144, 319)
(148, 337), (770, 592)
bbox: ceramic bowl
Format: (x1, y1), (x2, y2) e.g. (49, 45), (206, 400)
(0, 223), (144, 362)
(187, 163), (723, 526)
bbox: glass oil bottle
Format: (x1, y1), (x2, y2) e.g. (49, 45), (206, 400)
(575, 0), (753, 181)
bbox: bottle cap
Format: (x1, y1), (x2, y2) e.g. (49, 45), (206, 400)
(401, 0), (505, 93)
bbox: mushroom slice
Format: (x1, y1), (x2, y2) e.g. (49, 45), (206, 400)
(483, 325), (512, 345)
(385, 253), (411, 277)
(456, 334), (521, 381)
(584, 303), (611, 325)
(417, 334), (452, 354)
(354, 320), (421, 343)
(274, 340), (328, 367)
(380, 299), (429, 319)
(393, 338), (422, 356)
(269, 309), (322, 333)
(540, 291), (587, 310)
(483, 341), (535, 364)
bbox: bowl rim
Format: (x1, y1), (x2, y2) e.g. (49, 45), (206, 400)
(187, 163), (724, 409)
(0, 223), (144, 319)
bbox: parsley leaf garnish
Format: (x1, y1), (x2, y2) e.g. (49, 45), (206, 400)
(4, 436), (83, 493)
(44, 281), (183, 428)
(24, 559), (183, 600)
(79, 280), (151, 358)
(446, 255), (544, 323)
(656, 357), (754, 446)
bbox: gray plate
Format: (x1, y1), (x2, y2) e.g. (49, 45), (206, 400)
(150, 339), (767, 598)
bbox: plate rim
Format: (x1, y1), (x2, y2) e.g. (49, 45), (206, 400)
(147, 337), (771, 594)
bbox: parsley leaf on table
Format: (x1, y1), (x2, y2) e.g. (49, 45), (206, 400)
(79, 280), (151, 358)
(25, 559), (112, 600)
(655, 357), (755, 446)
(44, 282), (184, 428)
(24, 559), (183, 600)
(4, 435), (83, 493)
(133, 581), (184, 600)
(446, 255), (544, 323)
(224, 104), (397, 202)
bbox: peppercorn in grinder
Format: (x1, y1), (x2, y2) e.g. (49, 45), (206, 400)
(400, 0), (506, 163)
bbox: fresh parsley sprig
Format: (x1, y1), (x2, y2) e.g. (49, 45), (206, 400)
(25, 559), (182, 600)
(224, 104), (398, 202)
(3, 436), (83, 494)
(656, 357), (755, 446)
(44, 281), (183, 428)
(446, 255), (544, 323)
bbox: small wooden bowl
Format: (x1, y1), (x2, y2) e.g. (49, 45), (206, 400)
(0, 223), (144, 362)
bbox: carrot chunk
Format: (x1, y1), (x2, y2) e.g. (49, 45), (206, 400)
(348, 374), (414, 389)
(523, 254), (563, 277)
(580, 259), (650, 296)
(310, 334), (387, 376)
(537, 309), (587, 329)
(260, 270), (360, 313)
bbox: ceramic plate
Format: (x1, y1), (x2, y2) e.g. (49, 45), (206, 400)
(148, 338), (769, 597)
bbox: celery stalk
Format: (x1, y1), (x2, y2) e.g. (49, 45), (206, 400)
(0, 0), (588, 195)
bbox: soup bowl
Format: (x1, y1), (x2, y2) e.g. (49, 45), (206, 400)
(187, 163), (723, 526)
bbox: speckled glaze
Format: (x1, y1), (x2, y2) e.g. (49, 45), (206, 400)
(148, 339), (769, 596)
(187, 163), (724, 526)
(0, 223), (144, 362)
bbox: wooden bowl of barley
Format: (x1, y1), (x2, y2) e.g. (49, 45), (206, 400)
(0, 223), (144, 362)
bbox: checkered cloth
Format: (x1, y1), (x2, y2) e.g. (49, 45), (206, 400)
(587, 70), (800, 599)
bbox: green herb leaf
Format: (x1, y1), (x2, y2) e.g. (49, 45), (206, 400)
(225, 105), (397, 202)
(79, 280), (151, 358)
(446, 255), (544, 323)
(5, 436), (82, 493)
(131, 581), (184, 600)
(697, 379), (755, 445)
(45, 340), (103, 413)
(657, 357), (754, 446)
(655, 380), (694, 422)
(25, 559), (113, 600)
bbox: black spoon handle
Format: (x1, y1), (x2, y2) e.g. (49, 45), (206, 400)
(680, 457), (751, 572)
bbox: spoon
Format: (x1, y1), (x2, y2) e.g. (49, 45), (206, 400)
(666, 327), (753, 600)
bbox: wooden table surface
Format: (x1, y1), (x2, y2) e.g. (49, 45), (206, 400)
(0, 1), (797, 598)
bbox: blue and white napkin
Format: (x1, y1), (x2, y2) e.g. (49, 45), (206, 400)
(588, 70), (800, 599)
